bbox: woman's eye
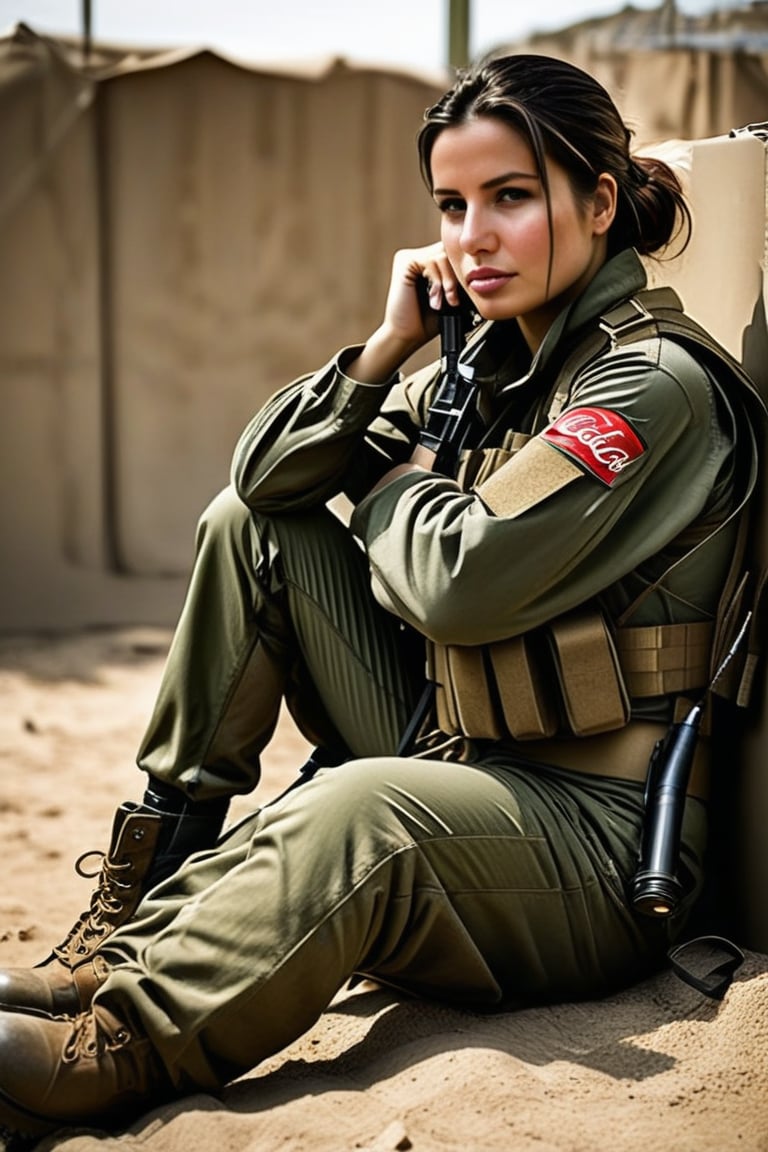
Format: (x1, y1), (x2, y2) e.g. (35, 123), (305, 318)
(436, 196), (465, 214)
(498, 187), (530, 203)
(435, 187), (531, 214)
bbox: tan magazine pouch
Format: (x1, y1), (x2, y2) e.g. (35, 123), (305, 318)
(429, 643), (502, 739)
(547, 610), (630, 736)
(428, 607), (629, 741)
(489, 634), (559, 739)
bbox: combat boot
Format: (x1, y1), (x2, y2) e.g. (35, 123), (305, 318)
(0, 1002), (176, 1140)
(0, 952), (110, 1019)
(0, 786), (228, 1015)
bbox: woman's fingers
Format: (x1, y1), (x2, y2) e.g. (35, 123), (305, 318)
(414, 245), (461, 311)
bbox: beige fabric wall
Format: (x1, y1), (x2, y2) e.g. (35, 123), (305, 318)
(0, 26), (130, 624)
(509, 15), (768, 144)
(0, 25), (445, 629)
(1, 23), (767, 632)
(103, 53), (446, 574)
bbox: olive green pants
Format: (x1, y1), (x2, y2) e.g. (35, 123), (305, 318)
(97, 485), (701, 1092)
(101, 754), (682, 1093)
(136, 485), (425, 796)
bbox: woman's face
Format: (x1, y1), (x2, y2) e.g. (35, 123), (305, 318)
(429, 116), (615, 351)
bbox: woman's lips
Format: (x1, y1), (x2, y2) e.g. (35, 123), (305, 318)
(466, 269), (515, 295)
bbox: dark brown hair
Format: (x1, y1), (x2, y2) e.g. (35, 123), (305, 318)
(418, 54), (691, 259)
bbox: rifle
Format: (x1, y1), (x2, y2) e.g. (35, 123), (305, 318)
(397, 295), (475, 754)
(417, 295), (477, 476)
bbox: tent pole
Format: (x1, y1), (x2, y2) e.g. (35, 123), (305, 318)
(447, 0), (470, 71)
(82, 0), (92, 63)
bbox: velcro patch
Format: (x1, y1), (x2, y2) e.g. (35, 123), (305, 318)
(542, 406), (646, 486)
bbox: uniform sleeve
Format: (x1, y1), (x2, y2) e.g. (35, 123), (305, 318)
(231, 348), (429, 513)
(350, 339), (734, 646)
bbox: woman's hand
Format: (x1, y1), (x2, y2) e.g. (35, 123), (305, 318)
(383, 242), (463, 347)
(346, 242), (462, 384)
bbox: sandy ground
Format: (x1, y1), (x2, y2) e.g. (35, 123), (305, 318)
(1, 627), (768, 1152)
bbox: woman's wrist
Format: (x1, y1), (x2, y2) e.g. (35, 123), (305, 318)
(345, 325), (423, 384)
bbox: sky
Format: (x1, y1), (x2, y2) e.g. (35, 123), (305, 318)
(0, 0), (728, 74)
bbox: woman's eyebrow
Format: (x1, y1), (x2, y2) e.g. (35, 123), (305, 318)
(432, 170), (539, 196)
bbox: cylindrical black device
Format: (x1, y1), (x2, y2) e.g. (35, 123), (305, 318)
(631, 611), (752, 919)
(631, 701), (703, 917)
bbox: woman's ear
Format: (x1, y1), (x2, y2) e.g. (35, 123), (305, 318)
(592, 173), (618, 235)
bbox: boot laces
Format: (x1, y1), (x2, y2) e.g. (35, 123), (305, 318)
(62, 1010), (132, 1064)
(52, 851), (137, 961)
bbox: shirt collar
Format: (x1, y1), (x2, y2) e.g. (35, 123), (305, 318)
(461, 248), (649, 394)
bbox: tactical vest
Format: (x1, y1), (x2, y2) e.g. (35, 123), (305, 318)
(422, 288), (767, 792)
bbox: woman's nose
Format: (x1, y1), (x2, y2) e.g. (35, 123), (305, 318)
(460, 205), (497, 254)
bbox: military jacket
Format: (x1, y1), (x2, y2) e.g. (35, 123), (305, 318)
(233, 249), (742, 733)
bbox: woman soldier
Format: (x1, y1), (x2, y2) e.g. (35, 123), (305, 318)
(0, 53), (753, 1136)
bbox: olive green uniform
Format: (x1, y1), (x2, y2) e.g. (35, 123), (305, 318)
(97, 249), (735, 1093)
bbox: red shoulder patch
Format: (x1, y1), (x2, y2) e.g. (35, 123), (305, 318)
(542, 406), (646, 486)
